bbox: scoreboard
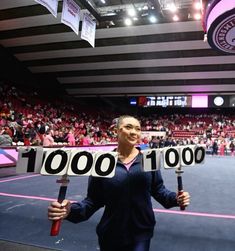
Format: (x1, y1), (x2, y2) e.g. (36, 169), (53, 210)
(145, 96), (191, 107)
(134, 95), (235, 108)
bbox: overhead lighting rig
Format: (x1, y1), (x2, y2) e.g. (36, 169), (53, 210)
(77, 0), (203, 27)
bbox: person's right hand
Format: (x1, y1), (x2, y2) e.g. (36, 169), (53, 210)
(48, 199), (71, 221)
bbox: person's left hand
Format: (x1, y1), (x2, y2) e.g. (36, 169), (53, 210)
(177, 191), (190, 207)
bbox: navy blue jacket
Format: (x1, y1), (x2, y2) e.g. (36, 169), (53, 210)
(66, 152), (178, 246)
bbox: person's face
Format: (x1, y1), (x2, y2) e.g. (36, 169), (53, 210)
(117, 117), (141, 146)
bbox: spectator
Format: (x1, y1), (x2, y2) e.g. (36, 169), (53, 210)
(65, 128), (76, 146)
(0, 131), (12, 146)
(212, 140), (218, 156)
(230, 141), (235, 156)
(43, 130), (54, 147)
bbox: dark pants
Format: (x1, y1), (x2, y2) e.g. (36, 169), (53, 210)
(100, 239), (151, 251)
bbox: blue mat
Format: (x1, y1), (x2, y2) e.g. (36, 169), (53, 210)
(0, 156), (235, 251)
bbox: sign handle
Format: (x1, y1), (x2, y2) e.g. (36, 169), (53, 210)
(50, 175), (69, 236)
(176, 168), (185, 211)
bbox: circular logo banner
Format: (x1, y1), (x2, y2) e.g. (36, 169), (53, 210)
(208, 9), (235, 53)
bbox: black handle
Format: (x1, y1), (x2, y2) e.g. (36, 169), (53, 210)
(177, 175), (185, 211)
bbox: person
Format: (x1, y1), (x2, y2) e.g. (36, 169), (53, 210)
(149, 135), (159, 149)
(48, 115), (190, 251)
(65, 128), (76, 146)
(230, 141), (235, 156)
(220, 139), (227, 156)
(42, 129), (54, 147)
(212, 140), (218, 156)
(0, 130), (13, 146)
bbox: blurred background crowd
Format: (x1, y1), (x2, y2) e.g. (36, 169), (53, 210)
(0, 83), (235, 156)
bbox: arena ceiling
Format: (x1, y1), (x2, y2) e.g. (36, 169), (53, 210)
(0, 0), (235, 98)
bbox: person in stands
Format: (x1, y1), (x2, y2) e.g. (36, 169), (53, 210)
(48, 115), (190, 251)
(0, 130), (12, 146)
(42, 129), (54, 147)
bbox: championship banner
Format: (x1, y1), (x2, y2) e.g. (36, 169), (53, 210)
(35, 0), (58, 18)
(61, 0), (81, 35)
(81, 13), (96, 48)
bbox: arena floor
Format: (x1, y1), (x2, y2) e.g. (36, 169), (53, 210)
(0, 155), (235, 251)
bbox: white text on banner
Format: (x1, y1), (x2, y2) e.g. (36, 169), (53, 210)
(61, 0), (80, 35)
(81, 13), (96, 47)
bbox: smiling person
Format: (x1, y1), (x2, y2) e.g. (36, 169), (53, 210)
(48, 115), (190, 251)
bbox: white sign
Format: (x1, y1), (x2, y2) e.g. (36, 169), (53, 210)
(179, 145), (195, 167)
(41, 149), (71, 176)
(194, 146), (206, 165)
(17, 148), (118, 178)
(91, 151), (117, 178)
(142, 149), (161, 172)
(16, 146), (205, 177)
(16, 147), (44, 174)
(163, 145), (206, 169)
(61, 0), (80, 35)
(35, 0), (58, 17)
(81, 13), (96, 47)
(163, 147), (181, 169)
(67, 150), (95, 176)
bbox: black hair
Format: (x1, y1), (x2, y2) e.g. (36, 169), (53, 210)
(116, 115), (140, 129)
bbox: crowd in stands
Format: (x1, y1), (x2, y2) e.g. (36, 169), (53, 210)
(1, 83), (235, 156)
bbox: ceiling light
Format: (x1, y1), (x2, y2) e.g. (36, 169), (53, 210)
(149, 16), (157, 23)
(127, 8), (136, 17)
(167, 3), (177, 13)
(194, 2), (201, 10)
(100, 0), (106, 4)
(173, 15), (179, 21)
(194, 13), (201, 20)
(124, 18), (132, 26)
(104, 12), (116, 16)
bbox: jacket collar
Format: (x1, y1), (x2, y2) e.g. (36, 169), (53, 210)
(114, 147), (142, 164)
